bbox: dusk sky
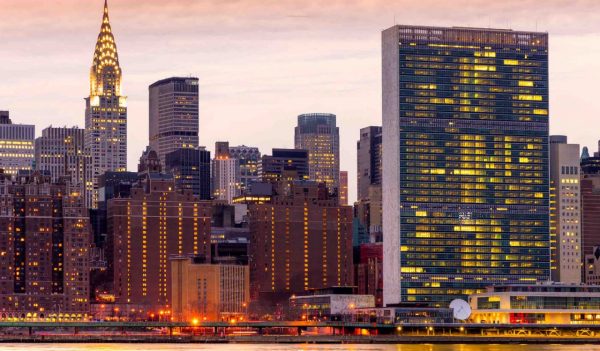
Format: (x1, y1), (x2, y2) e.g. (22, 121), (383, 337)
(2, 0), (600, 202)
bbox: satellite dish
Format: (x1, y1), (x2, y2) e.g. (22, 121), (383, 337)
(450, 299), (472, 320)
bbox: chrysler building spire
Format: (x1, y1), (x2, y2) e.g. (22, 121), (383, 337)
(90, 0), (122, 97)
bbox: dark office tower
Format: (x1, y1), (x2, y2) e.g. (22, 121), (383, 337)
(165, 147), (211, 200)
(260, 148), (309, 182)
(294, 113), (340, 192)
(0, 172), (90, 318)
(248, 180), (353, 304)
(35, 126), (88, 194)
(229, 145), (261, 194)
(357, 126), (382, 201)
(85, 0), (127, 209)
(108, 148), (212, 311)
(382, 26), (550, 306)
(149, 77), (199, 167)
(0, 111), (10, 124)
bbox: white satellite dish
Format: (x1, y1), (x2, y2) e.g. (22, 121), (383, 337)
(450, 299), (472, 320)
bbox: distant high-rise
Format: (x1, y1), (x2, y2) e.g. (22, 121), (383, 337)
(149, 77), (199, 167)
(35, 126), (88, 204)
(339, 171), (348, 206)
(85, 0), (127, 209)
(549, 136), (582, 284)
(294, 113), (339, 191)
(383, 25), (550, 306)
(357, 126), (382, 201)
(212, 142), (240, 204)
(260, 148), (309, 182)
(165, 147), (211, 200)
(229, 145), (260, 194)
(0, 111), (34, 175)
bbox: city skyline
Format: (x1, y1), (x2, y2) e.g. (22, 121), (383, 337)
(3, 1), (600, 203)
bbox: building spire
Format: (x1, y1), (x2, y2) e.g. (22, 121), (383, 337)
(90, 0), (122, 97)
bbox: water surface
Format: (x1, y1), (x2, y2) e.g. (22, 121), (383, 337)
(0, 345), (597, 351)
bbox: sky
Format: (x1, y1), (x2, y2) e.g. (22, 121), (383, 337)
(2, 0), (600, 203)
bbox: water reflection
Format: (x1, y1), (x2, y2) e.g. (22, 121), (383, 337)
(0, 344), (598, 351)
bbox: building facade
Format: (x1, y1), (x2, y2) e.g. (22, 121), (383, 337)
(165, 147), (211, 200)
(260, 148), (309, 182)
(85, 1), (128, 209)
(294, 113), (340, 192)
(357, 126), (382, 201)
(171, 257), (249, 322)
(229, 145), (260, 194)
(149, 77), (199, 167)
(35, 126), (88, 204)
(0, 172), (90, 320)
(0, 111), (34, 176)
(355, 243), (383, 307)
(339, 171), (348, 206)
(382, 26), (550, 306)
(549, 136), (582, 284)
(248, 180), (353, 303)
(469, 284), (600, 325)
(212, 142), (240, 204)
(108, 149), (212, 310)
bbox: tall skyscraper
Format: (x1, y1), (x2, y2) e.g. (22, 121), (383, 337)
(382, 25), (550, 306)
(294, 113), (340, 192)
(149, 77), (199, 167)
(229, 145), (261, 194)
(248, 179), (353, 303)
(260, 148), (309, 182)
(85, 0), (127, 209)
(0, 111), (35, 176)
(212, 142), (240, 204)
(357, 126), (382, 201)
(0, 172), (90, 318)
(35, 126), (88, 202)
(108, 148), (212, 310)
(165, 147), (211, 200)
(549, 136), (582, 284)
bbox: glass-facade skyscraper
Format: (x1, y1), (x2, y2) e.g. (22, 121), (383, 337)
(382, 25), (550, 306)
(294, 113), (340, 192)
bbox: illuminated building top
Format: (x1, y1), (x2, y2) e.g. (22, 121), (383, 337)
(90, 0), (122, 98)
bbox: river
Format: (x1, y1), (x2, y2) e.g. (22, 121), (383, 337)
(0, 345), (597, 351)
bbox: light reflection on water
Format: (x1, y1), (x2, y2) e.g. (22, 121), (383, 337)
(0, 344), (598, 351)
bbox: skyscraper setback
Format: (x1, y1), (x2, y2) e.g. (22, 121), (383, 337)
(149, 77), (200, 167)
(382, 26), (550, 306)
(85, 0), (127, 209)
(294, 113), (340, 192)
